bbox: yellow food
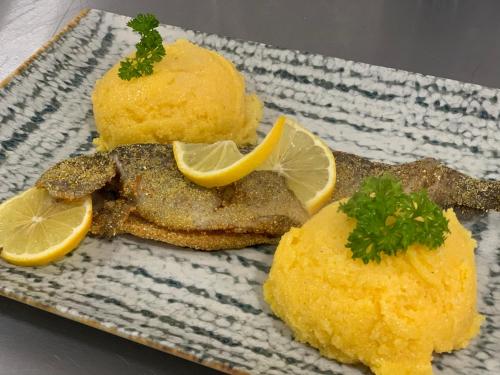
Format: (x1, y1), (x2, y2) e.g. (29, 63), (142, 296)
(0, 187), (92, 266)
(258, 117), (336, 214)
(263, 201), (482, 375)
(173, 116), (285, 187)
(92, 39), (263, 151)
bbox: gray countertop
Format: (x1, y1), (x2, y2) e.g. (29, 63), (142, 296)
(1, 1), (500, 374)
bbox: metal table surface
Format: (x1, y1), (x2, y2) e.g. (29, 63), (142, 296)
(1, 1), (500, 374)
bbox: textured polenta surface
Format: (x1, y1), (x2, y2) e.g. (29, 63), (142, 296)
(0, 9), (498, 375)
(92, 39), (262, 150)
(264, 203), (482, 375)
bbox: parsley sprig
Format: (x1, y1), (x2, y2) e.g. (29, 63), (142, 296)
(118, 14), (166, 80)
(339, 174), (449, 263)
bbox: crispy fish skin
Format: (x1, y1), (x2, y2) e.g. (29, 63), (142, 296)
(112, 144), (309, 235)
(37, 144), (308, 240)
(332, 151), (500, 211)
(90, 195), (278, 249)
(37, 153), (115, 200)
(330, 151), (386, 201)
(91, 198), (134, 237)
(36, 144), (499, 251)
(120, 214), (278, 250)
(388, 158), (500, 212)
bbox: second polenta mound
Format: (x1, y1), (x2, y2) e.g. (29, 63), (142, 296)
(92, 39), (262, 150)
(263, 201), (482, 375)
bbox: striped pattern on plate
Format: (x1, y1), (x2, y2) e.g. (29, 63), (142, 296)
(0, 9), (499, 375)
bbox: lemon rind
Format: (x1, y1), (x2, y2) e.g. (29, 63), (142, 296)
(0, 190), (92, 266)
(173, 116), (286, 188)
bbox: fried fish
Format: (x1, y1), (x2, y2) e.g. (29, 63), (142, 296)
(38, 144), (309, 250)
(36, 144), (499, 250)
(332, 151), (499, 212)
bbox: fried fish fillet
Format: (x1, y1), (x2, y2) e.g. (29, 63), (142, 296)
(38, 144), (309, 249)
(37, 144), (499, 250)
(38, 153), (116, 200)
(90, 198), (278, 250)
(112, 144), (308, 235)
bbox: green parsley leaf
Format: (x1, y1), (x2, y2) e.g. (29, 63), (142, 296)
(118, 14), (166, 80)
(339, 174), (449, 263)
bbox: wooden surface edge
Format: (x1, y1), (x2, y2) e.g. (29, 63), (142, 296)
(0, 8), (91, 89)
(0, 288), (249, 375)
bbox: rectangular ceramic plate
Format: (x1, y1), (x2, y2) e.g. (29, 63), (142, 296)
(0, 9), (499, 375)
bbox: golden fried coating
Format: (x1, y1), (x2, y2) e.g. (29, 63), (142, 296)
(120, 214), (278, 250)
(91, 198), (134, 237)
(332, 151), (499, 211)
(37, 153), (116, 200)
(35, 145), (499, 251)
(112, 144), (309, 235)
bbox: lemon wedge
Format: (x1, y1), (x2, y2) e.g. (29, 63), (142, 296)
(0, 187), (92, 266)
(258, 117), (336, 214)
(173, 116), (286, 187)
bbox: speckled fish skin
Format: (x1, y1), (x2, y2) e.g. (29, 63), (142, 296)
(111, 144), (309, 236)
(36, 153), (116, 200)
(89, 198), (277, 250)
(37, 144), (309, 249)
(332, 150), (500, 211)
(36, 144), (500, 250)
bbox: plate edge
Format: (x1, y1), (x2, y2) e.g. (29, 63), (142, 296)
(2, 7), (494, 375)
(0, 288), (250, 375)
(0, 8), (91, 90)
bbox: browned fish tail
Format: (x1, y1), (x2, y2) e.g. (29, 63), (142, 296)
(434, 165), (500, 212)
(331, 150), (499, 212)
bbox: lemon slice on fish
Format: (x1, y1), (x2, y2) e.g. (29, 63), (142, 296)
(173, 116), (286, 188)
(258, 117), (336, 214)
(0, 187), (92, 266)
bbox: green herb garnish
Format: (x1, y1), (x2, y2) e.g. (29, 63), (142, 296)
(118, 14), (166, 80)
(339, 174), (449, 263)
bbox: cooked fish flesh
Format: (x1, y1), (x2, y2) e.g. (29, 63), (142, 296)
(36, 144), (499, 250)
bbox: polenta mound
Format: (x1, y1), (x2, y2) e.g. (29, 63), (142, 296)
(92, 39), (262, 150)
(264, 201), (482, 375)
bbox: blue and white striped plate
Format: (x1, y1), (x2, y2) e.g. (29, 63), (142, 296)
(0, 9), (498, 375)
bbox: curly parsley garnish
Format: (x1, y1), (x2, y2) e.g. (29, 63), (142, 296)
(118, 14), (166, 80)
(339, 174), (449, 263)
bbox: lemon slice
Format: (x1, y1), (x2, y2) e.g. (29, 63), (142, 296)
(0, 187), (92, 266)
(258, 117), (336, 214)
(173, 116), (286, 187)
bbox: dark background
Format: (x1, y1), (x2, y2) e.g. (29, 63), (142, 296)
(1, 1), (500, 374)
